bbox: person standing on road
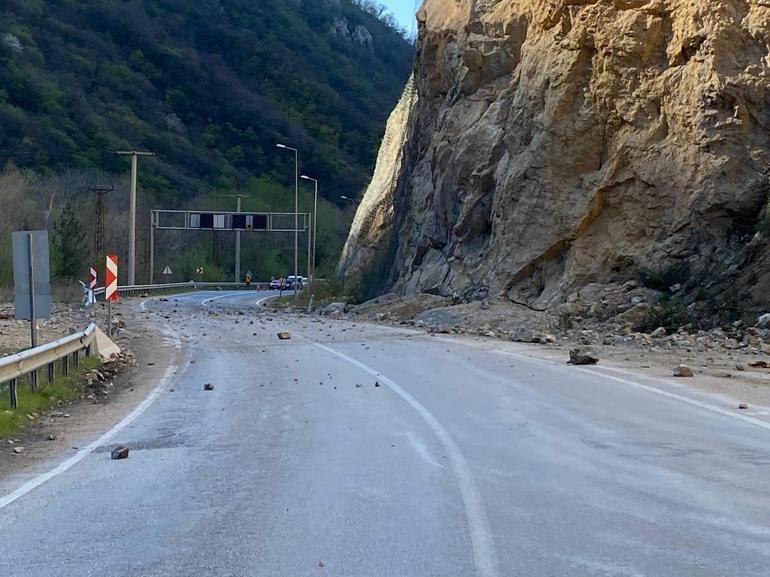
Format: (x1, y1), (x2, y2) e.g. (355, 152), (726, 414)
(245, 271), (252, 288)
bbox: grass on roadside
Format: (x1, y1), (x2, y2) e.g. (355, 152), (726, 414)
(0, 356), (101, 438)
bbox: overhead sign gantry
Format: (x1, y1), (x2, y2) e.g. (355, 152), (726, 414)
(149, 209), (311, 283)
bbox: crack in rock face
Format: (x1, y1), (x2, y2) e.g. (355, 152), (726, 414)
(340, 0), (770, 318)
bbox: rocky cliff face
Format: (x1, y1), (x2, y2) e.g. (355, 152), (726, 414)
(341, 0), (770, 318)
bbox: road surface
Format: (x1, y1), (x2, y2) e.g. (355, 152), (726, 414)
(1, 291), (768, 576)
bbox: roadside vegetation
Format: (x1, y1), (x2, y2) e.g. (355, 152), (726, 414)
(269, 279), (351, 310)
(0, 0), (415, 291)
(0, 356), (101, 438)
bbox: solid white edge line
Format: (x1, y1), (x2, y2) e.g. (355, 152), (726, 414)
(578, 366), (770, 431)
(0, 335), (182, 511)
(434, 337), (770, 431)
(433, 336), (770, 432)
(201, 292), (241, 307)
(314, 342), (501, 577)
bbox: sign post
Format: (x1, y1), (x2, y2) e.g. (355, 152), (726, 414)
(162, 265), (173, 281)
(105, 254), (118, 337)
(12, 231), (51, 339)
(13, 231), (51, 392)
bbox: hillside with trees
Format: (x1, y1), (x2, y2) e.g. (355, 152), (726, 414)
(0, 0), (413, 286)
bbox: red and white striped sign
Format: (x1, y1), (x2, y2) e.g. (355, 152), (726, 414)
(88, 267), (97, 290)
(105, 254), (118, 302)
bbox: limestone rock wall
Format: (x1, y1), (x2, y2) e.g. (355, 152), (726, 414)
(341, 0), (770, 312)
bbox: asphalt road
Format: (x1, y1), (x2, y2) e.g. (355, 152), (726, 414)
(1, 291), (769, 576)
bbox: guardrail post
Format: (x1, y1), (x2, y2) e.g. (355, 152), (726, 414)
(73, 350), (79, 369)
(30, 370), (38, 393)
(47, 362), (55, 383)
(62, 354), (69, 376)
(9, 378), (18, 410)
(86, 343), (92, 357)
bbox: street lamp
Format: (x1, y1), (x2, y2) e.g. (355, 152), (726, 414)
(116, 150), (155, 285)
(276, 143), (299, 296)
(300, 175), (318, 281)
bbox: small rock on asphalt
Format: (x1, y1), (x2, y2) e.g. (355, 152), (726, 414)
(738, 403), (749, 410)
(47, 433), (57, 441)
(111, 446), (129, 460)
(204, 383), (215, 391)
(12, 446), (24, 454)
(277, 332), (292, 340)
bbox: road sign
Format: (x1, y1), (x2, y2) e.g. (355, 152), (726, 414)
(162, 265), (173, 276)
(196, 266), (204, 275)
(105, 254), (118, 302)
(88, 267), (97, 290)
(13, 231), (51, 322)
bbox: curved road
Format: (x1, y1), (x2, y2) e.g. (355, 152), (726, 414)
(1, 291), (769, 576)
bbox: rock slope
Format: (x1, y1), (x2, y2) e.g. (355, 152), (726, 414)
(341, 0), (770, 318)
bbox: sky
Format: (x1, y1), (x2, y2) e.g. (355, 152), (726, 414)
(380, 0), (418, 31)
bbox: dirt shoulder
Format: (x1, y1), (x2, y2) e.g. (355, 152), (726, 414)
(0, 300), (182, 482)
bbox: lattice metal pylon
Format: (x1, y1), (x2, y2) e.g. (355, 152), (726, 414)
(89, 185), (114, 261)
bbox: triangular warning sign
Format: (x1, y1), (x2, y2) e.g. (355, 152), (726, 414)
(162, 265), (173, 275)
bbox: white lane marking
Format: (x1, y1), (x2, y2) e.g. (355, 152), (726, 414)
(201, 292), (241, 307)
(255, 295), (274, 307)
(497, 349), (770, 431)
(431, 335), (770, 432)
(0, 335), (183, 511)
(578, 366), (770, 432)
(139, 298), (149, 311)
(201, 291), (272, 308)
(314, 343), (501, 577)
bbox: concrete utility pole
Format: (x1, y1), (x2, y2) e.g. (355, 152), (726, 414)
(149, 210), (155, 285)
(276, 144), (299, 296)
(235, 194), (242, 283)
(116, 150), (155, 286)
(301, 175), (318, 280)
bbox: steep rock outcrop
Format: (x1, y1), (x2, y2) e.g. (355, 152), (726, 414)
(341, 0), (770, 313)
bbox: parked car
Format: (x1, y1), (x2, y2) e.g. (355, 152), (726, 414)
(286, 275), (305, 289)
(269, 277), (282, 290)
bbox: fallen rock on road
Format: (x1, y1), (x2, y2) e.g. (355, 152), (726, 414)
(568, 348), (599, 365)
(111, 446), (129, 460)
(673, 364), (694, 378)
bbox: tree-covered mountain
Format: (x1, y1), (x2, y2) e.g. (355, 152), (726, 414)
(0, 0), (413, 202)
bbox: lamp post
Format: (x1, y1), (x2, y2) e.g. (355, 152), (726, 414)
(116, 150), (155, 285)
(300, 175), (318, 281)
(276, 144), (299, 296)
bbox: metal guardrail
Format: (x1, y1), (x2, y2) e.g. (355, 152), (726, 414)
(93, 281), (268, 298)
(1, 281), (269, 409)
(0, 324), (97, 410)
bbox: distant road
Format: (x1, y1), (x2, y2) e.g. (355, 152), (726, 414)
(1, 292), (768, 576)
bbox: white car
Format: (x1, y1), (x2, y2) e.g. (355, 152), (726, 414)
(286, 275), (308, 288)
